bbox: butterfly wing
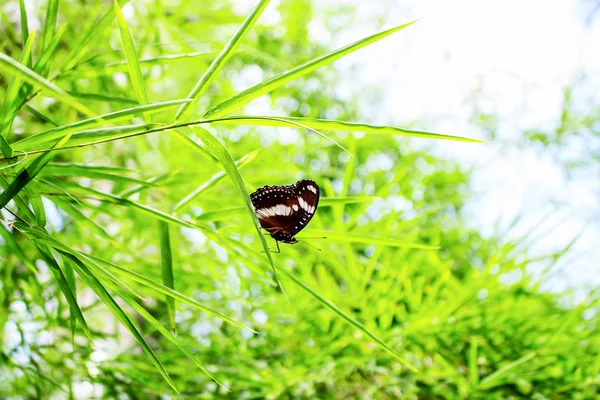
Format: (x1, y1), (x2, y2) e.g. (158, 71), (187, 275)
(250, 184), (298, 236)
(287, 179), (320, 236)
(250, 180), (320, 241)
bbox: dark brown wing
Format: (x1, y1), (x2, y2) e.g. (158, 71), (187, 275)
(250, 184), (297, 235)
(287, 179), (320, 237)
(250, 180), (320, 239)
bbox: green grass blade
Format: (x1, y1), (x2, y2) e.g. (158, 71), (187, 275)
(114, 0), (151, 124)
(171, 129), (219, 165)
(35, 244), (93, 342)
(61, 52), (217, 79)
(0, 31), (36, 157)
(175, 0), (271, 121)
(173, 148), (260, 212)
(0, 175), (36, 223)
(82, 254), (256, 333)
(468, 337), (479, 386)
(67, 91), (138, 106)
(61, 0), (131, 72)
(41, 0), (59, 55)
(40, 163), (155, 187)
(189, 126), (282, 290)
(25, 105), (59, 126)
(116, 289), (223, 387)
(277, 264), (418, 371)
(33, 22), (68, 74)
(158, 221), (176, 332)
(18, 0), (29, 52)
(203, 20), (418, 118)
(117, 168), (181, 198)
(0, 132), (72, 210)
(214, 115), (483, 143)
(0, 52), (96, 118)
(297, 229), (439, 249)
(24, 181), (46, 227)
(47, 195), (115, 243)
(62, 252), (179, 393)
(0, 223), (36, 271)
(478, 352), (537, 389)
(13, 100), (188, 149)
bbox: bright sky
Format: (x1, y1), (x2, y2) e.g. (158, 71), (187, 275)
(308, 0), (600, 292)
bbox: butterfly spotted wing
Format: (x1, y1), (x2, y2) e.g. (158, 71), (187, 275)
(250, 179), (320, 244)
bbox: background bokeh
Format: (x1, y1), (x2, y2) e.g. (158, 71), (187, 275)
(1, 0), (599, 398)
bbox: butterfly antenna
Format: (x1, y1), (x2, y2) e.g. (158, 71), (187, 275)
(297, 239), (322, 252)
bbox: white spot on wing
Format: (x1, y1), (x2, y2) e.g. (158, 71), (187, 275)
(292, 204), (299, 211)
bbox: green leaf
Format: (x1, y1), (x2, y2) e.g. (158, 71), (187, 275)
(115, 288), (222, 387)
(60, 52), (217, 79)
(203, 20), (418, 118)
(297, 229), (439, 249)
(0, 51), (97, 118)
(0, 175), (36, 223)
(40, 163), (155, 187)
(67, 91), (138, 106)
(158, 221), (176, 332)
(188, 126), (283, 291)
(13, 100), (189, 149)
(35, 244), (93, 342)
(41, 0), (59, 56)
(24, 181), (46, 227)
(0, 131), (72, 210)
(213, 115), (483, 143)
(62, 252), (179, 393)
(18, 0), (29, 52)
(61, 0), (131, 72)
(478, 352), (537, 389)
(114, 0), (151, 124)
(175, 0), (271, 121)
(0, 31), (36, 157)
(277, 264), (418, 371)
(82, 254), (256, 333)
(34, 22), (68, 74)
(173, 148), (260, 212)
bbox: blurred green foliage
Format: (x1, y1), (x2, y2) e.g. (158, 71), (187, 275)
(1, 0), (599, 399)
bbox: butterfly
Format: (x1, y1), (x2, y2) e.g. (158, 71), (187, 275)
(250, 179), (320, 249)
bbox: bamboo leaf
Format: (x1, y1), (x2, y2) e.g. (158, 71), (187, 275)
(41, 0), (59, 57)
(0, 52), (97, 118)
(84, 253), (256, 333)
(173, 148), (260, 212)
(33, 22), (68, 74)
(213, 115), (483, 143)
(60, 52), (216, 79)
(13, 100), (188, 149)
(114, 0), (151, 124)
(24, 181), (46, 227)
(203, 20), (418, 118)
(158, 221), (176, 332)
(297, 229), (439, 249)
(61, 0), (131, 72)
(18, 0), (29, 53)
(115, 288), (222, 387)
(0, 31), (36, 157)
(35, 244), (93, 342)
(188, 126), (282, 290)
(175, 0), (271, 121)
(62, 252), (179, 392)
(0, 131), (72, 210)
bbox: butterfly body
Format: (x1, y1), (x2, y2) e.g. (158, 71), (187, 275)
(250, 179), (320, 245)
